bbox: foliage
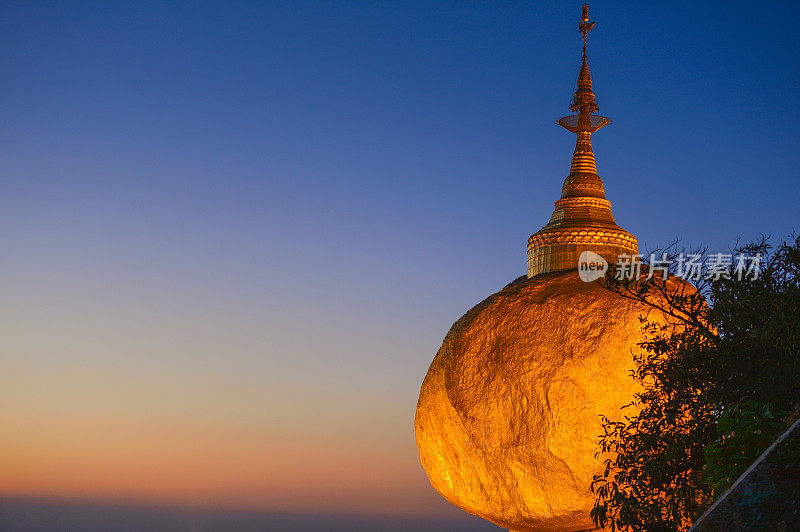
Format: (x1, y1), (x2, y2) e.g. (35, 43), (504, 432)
(692, 416), (800, 531)
(590, 236), (800, 531)
(590, 324), (716, 531)
(702, 400), (786, 499)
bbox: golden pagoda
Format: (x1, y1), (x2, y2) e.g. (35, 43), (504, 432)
(527, 4), (637, 278)
(415, 6), (674, 531)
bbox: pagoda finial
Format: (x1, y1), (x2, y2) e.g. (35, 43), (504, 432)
(571, 4), (598, 115)
(554, 3), (609, 197)
(579, 4), (594, 57)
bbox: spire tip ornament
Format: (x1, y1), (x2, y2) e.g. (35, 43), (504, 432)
(579, 4), (595, 42)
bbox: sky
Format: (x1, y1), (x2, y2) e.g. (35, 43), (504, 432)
(0, 0), (798, 529)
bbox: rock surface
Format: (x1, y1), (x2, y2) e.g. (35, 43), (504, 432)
(415, 270), (670, 531)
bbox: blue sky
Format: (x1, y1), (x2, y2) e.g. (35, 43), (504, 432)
(0, 0), (797, 526)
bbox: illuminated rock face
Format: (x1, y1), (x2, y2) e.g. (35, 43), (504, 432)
(415, 271), (666, 531)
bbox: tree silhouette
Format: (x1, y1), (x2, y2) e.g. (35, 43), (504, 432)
(590, 236), (800, 531)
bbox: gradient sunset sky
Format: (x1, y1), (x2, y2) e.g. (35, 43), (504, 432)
(1, 0), (798, 526)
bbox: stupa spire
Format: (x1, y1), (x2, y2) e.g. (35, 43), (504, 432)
(558, 3), (607, 198)
(526, 4), (638, 278)
(572, 4), (598, 115)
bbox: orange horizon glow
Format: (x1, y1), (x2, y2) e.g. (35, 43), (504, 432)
(0, 272), (450, 519)
(0, 405), (444, 517)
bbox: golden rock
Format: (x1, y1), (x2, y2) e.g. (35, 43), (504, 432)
(415, 271), (674, 531)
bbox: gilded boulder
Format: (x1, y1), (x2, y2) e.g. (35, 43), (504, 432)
(415, 271), (670, 531)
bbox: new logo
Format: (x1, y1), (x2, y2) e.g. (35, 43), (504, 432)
(578, 251), (608, 282)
